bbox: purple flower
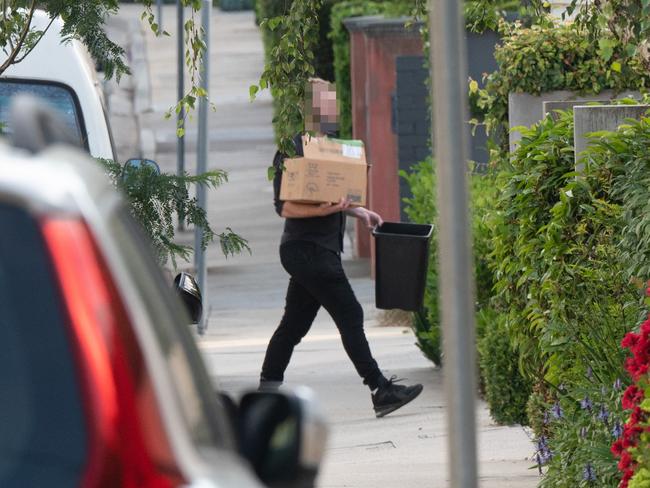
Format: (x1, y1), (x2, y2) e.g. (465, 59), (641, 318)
(535, 436), (552, 467)
(580, 396), (593, 411)
(537, 436), (549, 450)
(539, 448), (553, 464)
(597, 405), (609, 422)
(583, 463), (596, 482)
(586, 366), (593, 379)
(551, 402), (563, 419)
(612, 421), (623, 438)
(614, 378), (623, 391)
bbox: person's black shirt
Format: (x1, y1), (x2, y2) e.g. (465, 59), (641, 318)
(273, 133), (346, 253)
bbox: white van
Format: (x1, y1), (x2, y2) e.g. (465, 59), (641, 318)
(0, 10), (116, 160)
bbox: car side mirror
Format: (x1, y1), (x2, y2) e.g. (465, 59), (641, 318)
(238, 388), (327, 488)
(173, 272), (202, 324)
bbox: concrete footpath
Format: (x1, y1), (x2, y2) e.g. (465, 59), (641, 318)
(107, 5), (538, 487)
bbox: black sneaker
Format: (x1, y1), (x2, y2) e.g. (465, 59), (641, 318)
(372, 377), (423, 418)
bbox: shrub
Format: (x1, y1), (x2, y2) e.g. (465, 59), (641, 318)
(475, 22), (650, 157)
(538, 377), (627, 488)
(487, 108), (638, 432)
(488, 109), (650, 484)
(489, 110), (579, 385)
(579, 114), (650, 487)
(478, 309), (532, 425)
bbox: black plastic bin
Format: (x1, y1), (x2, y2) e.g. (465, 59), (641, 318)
(372, 222), (433, 311)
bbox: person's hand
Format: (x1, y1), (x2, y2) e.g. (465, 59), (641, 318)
(356, 207), (383, 229)
(318, 197), (351, 216)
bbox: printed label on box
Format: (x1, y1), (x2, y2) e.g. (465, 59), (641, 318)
(342, 144), (363, 159)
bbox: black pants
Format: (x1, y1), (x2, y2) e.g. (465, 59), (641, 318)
(261, 241), (385, 390)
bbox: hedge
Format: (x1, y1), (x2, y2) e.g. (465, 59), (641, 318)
(475, 22), (650, 158)
(484, 105), (650, 486)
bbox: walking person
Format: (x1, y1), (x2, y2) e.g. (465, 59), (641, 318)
(259, 78), (423, 418)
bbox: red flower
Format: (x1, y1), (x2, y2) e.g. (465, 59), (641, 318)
(630, 406), (645, 425)
(623, 332), (641, 350)
(624, 423), (643, 438)
(642, 320), (650, 340)
(622, 424), (642, 449)
(611, 439), (625, 457)
(622, 385), (644, 410)
(637, 364), (650, 380)
(619, 451), (633, 471)
(620, 468), (634, 488)
(626, 357), (639, 378)
(624, 356), (649, 381)
(632, 336), (650, 362)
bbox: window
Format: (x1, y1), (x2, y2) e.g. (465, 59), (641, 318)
(0, 80), (86, 149)
(0, 203), (87, 487)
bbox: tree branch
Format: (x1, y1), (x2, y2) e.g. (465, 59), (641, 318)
(0, 1), (37, 75)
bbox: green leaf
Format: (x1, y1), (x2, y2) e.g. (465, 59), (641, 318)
(249, 84), (259, 101)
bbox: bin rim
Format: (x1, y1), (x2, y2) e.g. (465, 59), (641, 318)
(372, 221), (433, 239)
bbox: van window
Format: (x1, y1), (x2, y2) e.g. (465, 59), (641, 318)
(0, 80), (86, 149)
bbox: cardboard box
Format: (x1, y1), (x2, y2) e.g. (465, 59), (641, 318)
(280, 135), (368, 206)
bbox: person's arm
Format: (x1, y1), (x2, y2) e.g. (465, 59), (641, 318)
(281, 198), (351, 219)
(345, 206), (383, 229)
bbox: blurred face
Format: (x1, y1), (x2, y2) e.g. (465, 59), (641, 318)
(305, 81), (339, 134)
